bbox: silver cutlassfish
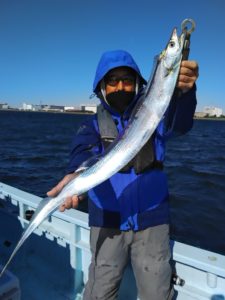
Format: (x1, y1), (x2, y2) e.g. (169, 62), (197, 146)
(0, 19), (195, 277)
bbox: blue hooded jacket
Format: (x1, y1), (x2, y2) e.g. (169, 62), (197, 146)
(93, 50), (147, 93)
(67, 50), (197, 231)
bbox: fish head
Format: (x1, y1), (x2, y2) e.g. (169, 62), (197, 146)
(161, 27), (186, 73)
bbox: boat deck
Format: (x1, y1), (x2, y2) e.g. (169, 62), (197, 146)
(0, 182), (225, 300)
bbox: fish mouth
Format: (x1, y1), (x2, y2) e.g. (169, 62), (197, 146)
(171, 27), (186, 49)
(171, 27), (178, 38)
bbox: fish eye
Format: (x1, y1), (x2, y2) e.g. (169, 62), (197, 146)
(169, 41), (175, 48)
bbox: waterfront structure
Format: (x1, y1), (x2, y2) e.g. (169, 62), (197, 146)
(203, 106), (223, 117)
(21, 103), (65, 112)
(81, 104), (97, 113)
(64, 106), (82, 112)
(194, 112), (206, 118)
(42, 105), (64, 112)
(22, 103), (34, 110)
(0, 103), (9, 109)
(20, 102), (96, 113)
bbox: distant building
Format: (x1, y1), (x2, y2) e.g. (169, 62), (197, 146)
(0, 103), (9, 109)
(40, 104), (50, 111)
(81, 104), (97, 113)
(64, 106), (81, 112)
(22, 103), (34, 110)
(195, 112), (207, 118)
(203, 106), (223, 117)
(48, 105), (64, 112)
(39, 105), (63, 112)
(20, 102), (97, 113)
(33, 104), (42, 111)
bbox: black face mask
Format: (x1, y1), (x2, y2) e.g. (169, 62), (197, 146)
(106, 91), (135, 114)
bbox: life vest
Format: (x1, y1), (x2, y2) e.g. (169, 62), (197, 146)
(97, 104), (163, 174)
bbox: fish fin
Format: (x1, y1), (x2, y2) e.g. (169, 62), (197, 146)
(128, 54), (160, 123)
(126, 55), (160, 128)
(144, 55), (160, 94)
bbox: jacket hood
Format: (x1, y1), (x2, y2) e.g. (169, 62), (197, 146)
(93, 50), (147, 94)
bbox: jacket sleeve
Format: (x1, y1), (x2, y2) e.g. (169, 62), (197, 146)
(163, 85), (197, 138)
(66, 115), (101, 174)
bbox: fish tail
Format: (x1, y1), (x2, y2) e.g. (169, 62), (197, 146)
(0, 236), (25, 277)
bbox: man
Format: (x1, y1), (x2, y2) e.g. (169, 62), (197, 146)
(48, 50), (198, 299)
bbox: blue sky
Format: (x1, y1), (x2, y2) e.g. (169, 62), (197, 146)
(0, 0), (224, 112)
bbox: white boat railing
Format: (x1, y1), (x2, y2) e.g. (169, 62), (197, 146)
(0, 182), (225, 300)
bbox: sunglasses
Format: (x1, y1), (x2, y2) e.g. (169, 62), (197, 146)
(104, 75), (135, 87)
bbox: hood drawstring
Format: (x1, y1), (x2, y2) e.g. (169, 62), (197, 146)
(100, 81), (110, 105)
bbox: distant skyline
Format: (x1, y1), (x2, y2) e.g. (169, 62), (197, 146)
(1, 0), (225, 112)
(1, 100), (224, 114)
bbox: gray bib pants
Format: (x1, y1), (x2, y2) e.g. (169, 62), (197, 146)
(83, 224), (174, 300)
